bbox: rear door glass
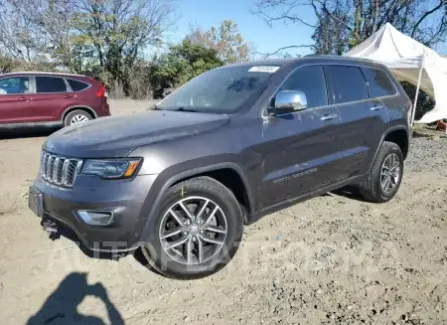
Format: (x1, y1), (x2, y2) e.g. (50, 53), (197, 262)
(67, 79), (89, 91)
(362, 68), (396, 97)
(36, 76), (67, 93)
(328, 66), (369, 104)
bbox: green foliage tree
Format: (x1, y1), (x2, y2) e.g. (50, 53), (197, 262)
(186, 20), (251, 63)
(150, 40), (223, 94)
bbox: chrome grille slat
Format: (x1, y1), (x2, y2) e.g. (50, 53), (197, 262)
(39, 151), (82, 187)
(61, 160), (70, 185)
(53, 158), (61, 183)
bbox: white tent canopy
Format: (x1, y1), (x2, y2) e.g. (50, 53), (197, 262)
(345, 23), (447, 124)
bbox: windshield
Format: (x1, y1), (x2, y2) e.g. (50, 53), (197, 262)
(156, 65), (278, 113)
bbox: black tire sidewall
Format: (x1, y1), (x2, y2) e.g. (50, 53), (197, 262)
(373, 142), (404, 202)
(64, 110), (92, 126)
(144, 178), (244, 279)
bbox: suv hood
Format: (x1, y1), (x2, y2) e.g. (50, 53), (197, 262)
(44, 110), (230, 158)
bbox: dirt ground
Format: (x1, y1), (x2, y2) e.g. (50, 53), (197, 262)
(1, 100), (447, 325)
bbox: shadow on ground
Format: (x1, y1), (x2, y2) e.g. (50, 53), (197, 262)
(326, 185), (366, 202)
(26, 272), (125, 325)
(0, 126), (60, 140)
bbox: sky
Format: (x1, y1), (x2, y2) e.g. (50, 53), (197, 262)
(166, 0), (316, 57)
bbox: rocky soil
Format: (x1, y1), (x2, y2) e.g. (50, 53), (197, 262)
(0, 101), (446, 324)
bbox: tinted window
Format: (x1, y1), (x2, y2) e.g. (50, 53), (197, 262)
(363, 68), (396, 97)
(157, 66), (275, 113)
(329, 66), (369, 103)
(68, 79), (89, 91)
(36, 76), (67, 93)
(279, 66), (328, 108)
(0, 77), (30, 95)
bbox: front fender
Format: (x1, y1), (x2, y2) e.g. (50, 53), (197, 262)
(135, 160), (254, 244)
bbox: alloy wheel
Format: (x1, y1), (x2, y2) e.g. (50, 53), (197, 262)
(380, 153), (401, 194)
(70, 114), (89, 125)
(159, 196), (228, 265)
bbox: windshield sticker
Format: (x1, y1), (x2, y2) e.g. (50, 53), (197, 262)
(249, 66), (280, 73)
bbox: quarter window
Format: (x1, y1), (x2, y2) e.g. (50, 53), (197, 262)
(279, 66), (328, 108)
(36, 76), (67, 93)
(328, 66), (369, 104)
(0, 77), (30, 95)
(68, 79), (89, 91)
(363, 68), (396, 97)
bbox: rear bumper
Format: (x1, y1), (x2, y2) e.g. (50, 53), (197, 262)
(97, 101), (111, 117)
(30, 174), (157, 253)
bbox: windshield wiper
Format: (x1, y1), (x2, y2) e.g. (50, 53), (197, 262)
(175, 107), (198, 112)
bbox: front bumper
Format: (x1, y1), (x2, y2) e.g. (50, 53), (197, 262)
(30, 173), (157, 252)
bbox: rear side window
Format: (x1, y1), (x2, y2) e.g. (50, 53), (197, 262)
(279, 65), (328, 108)
(362, 68), (396, 97)
(68, 79), (89, 91)
(36, 76), (67, 93)
(328, 66), (369, 104)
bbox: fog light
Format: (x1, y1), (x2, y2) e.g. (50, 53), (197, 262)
(78, 210), (113, 226)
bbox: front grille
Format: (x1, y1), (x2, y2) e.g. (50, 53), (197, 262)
(40, 151), (83, 187)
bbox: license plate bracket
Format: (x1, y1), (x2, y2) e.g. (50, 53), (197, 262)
(29, 187), (44, 218)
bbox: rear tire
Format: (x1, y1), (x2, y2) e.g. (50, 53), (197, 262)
(141, 177), (244, 279)
(359, 141), (404, 203)
(64, 109), (93, 127)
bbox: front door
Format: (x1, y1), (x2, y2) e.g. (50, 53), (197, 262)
(0, 76), (33, 124)
(257, 65), (343, 209)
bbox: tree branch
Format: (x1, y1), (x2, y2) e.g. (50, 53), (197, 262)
(261, 44), (315, 58)
(411, 0), (446, 38)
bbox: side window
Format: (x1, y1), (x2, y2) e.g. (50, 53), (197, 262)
(68, 79), (89, 91)
(0, 77), (30, 95)
(328, 66), (369, 104)
(362, 68), (396, 98)
(36, 76), (67, 93)
(279, 65), (328, 108)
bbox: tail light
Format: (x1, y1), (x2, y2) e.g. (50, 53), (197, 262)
(96, 85), (108, 98)
(407, 99), (413, 125)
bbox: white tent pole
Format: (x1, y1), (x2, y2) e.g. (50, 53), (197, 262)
(411, 50), (425, 126)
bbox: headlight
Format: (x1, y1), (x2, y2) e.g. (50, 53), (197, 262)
(81, 158), (142, 179)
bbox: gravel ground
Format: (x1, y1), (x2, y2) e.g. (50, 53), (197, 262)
(1, 102), (447, 325)
(406, 135), (447, 173)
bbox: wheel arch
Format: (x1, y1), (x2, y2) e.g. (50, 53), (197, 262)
(368, 125), (409, 174)
(61, 105), (98, 122)
(383, 128), (409, 159)
(139, 163), (254, 244)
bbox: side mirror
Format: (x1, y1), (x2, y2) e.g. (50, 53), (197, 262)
(268, 90), (308, 115)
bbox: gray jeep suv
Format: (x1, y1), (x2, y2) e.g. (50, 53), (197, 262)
(29, 56), (411, 279)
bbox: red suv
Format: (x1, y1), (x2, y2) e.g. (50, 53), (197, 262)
(0, 72), (110, 128)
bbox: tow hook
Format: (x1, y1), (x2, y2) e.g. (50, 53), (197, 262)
(40, 218), (61, 240)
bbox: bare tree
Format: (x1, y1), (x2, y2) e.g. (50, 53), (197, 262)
(255, 0), (447, 55)
(71, 0), (176, 91)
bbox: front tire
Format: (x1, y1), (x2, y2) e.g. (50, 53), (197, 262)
(359, 141), (404, 203)
(141, 177), (244, 279)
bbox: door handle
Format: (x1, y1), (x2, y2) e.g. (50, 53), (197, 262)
(320, 113), (338, 121)
(64, 94), (77, 99)
(18, 96), (28, 101)
(370, 105), (384, 111)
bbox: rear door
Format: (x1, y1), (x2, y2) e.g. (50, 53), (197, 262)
(29, 76), (71, 122)
(326, 65), (389, 179)
(258, 65), (344, 208)
(0, 76), (33, 124)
